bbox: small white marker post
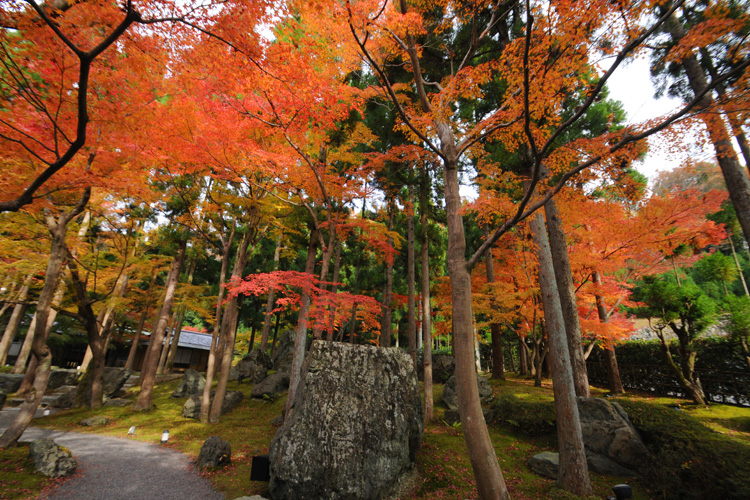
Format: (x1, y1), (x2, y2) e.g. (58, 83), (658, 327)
(161, 429), (169, 444)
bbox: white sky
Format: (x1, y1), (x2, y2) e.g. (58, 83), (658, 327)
(605, 56), (715, 184)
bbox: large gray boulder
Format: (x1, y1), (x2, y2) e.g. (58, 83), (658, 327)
(229, 349), (272, 384)
(441, 374), (493, 410)
(527, 398), (649, 480)
(101, 368), (130, 398)
(577, 397), (648, 475)
(0, 373), (24, 393)
(48, 369), (80, 390)
(269, 341), (423, 500)
(250, 372), (290, 399)
(182, 390), (244, 419)
(29, 438), (77, 478)
(171, 369), (205, 398)
(197, 435), (231, 469)
(271, 330), (296, 371)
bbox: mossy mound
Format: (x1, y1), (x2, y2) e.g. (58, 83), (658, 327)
(617, 400), (750, 500)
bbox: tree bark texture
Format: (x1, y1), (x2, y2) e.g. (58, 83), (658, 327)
(593, 271), (624, 394)
(0, 275), (31, 365)
(125, 307), (149, 372)
(200, 229), (236, 423)
(545, 198), (589, 397)
(261, 235), (283, 351)
(0, 190), (88, 448)
(530, 212), (592, 495)
(13, 282), (66, 374)
(380, 205), (395, 347)
(208, 227), (253, 423)
(667, 15), (750, 251)
(407, 181), (417, 365)
(284, 230), (319, 417)
(483, 228), (505, 380)
(133, 241), (186, 411)
(420, 175), (433, 423)
(443, 151), (510, 500)
(326, 239), (342, 342)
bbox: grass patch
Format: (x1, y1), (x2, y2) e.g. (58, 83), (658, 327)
(0, 443), (57, 500)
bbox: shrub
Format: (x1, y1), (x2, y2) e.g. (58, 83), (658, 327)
(618, 399), (750, 500)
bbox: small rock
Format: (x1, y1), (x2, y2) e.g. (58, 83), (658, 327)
(271, 330), (296, 371)
(171, 369), (205, 398)
(51, 387), (77, 409)
(197, 435), (231, 468)
(48, 369), (80, 390)
(101, 368), (130, 398)
(182, 391), (244, 419)
(78, 416), (111, 427)
(29, 438), (77, 478)
(270, 415), (284, 427)
(441, 374), (493, 410)
(251, 372), (290, 399)
(0, 374), (24, 393)
(528, 451), (559, 479)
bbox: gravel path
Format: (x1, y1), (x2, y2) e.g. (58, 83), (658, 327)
(0, 408), (224, 500)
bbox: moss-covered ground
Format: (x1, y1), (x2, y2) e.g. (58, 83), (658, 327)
(2, 374), (749, 499)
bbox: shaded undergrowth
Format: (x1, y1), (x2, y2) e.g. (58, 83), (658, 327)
(3, 374), (749, 499)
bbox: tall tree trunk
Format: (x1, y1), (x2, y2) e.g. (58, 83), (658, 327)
(156, 313), (178, 375)
(326, 239), (342, 342)
(530, 212), (591, 495)
(13, 280), (67, 375)
(442, 150), (509, 499)
(667, 14), (750, 251)
(165, 306), (187, 373)
(519, 335), (529, 376)
(284, 229), (318, 417)
(0, 275), (32, 365)
(166, 256), (197, 373)
(125, 307), (149, 372)
(593, 271), (624, 394)
(407, 181), (417, 365)
(209, 228), (257, 423)
(699, 47), (750, 170)
(729, 236), (750, 297)
(200, 228), (236, 423)
(0, 189), (89, 448)
(483, 227), (505, 380)
(421, 171), (433, 423)
(133, 240), (186, 411)
(380, 205), (395, 347)
(203, 225), (250, 423)
(545, 198), (590, 397)
(261, 235), (283, 351)
(312, 224), (337, 341)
